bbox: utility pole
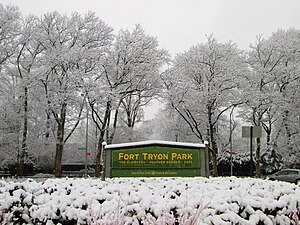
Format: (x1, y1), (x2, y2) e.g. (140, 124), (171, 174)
(85, 98), (88, 178)
(229, 108), (234, 176)
(250, 126), (253, 177)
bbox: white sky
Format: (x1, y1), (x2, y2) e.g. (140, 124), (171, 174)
(1, 0), (300, 119)
(1, 0), (300, 56)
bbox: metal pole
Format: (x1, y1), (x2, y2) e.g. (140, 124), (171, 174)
(229, 108), (233, 176)
(85, 99), (88, 178)
(204, 141), (209, 177)
(250, 126), (253, 177)
(101, 141), (107, 181)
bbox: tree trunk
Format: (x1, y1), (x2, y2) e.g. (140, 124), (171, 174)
(126, 115), (134, 142)
(266, 130), (271, 148)
(209, 131), (218, 177)
(54, 103), (67, 177)
(45, 104), (51, 140)
(108, 104), (120, 144)
(95, 129), (106, 177)
(208, 106), (218, 177)
(18, 86), (28, 176)
(283, 110), (293, 152)
(44, 102), (53, 157)
(95, 100), (111, 177)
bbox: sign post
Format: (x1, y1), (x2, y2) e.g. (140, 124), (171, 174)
(250, 126), (253, 176)
(101, 141), (107, 181)
(204, 141), (210, 177)
(85, 99), (89, 178)
(242, 126), (262, 176)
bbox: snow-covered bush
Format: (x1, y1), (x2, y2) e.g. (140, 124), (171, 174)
(0, 177), (299, 224)
(260, 148), (284, 174)
(218, 152), (253, 176)
(218, 149), (286, 176)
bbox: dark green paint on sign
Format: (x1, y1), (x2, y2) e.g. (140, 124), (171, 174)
(111, 146), (201, 177)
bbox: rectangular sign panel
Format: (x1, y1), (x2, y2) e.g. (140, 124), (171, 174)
(111, 146), (201, 177)
(242, 126), (262, 138)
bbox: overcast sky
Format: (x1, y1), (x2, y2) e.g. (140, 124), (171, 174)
(1, 0), (300, 56)
(1, 0), (300, 119)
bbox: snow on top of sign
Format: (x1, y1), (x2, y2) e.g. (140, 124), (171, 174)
(105, 140), (206, 149)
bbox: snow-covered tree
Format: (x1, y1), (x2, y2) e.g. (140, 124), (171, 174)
(163, 36), (246, 176)
(117, 25), (169, 139)
(88, 24), (169, 177)
(36, 11), (113, 177)
(144, 103), (200, 142)
(0, 4), (20, 68)
(272, 29), (300, 167)
(12, 15), (49, 176)
(243, 28), (300, 173)
(0, 4), (21, 173)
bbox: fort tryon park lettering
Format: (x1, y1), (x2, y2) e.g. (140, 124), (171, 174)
(118, 153), (140, 160)
(143, 153), (169, 160)
(118, 152), (193, 161)
(111, 145), (200, 174)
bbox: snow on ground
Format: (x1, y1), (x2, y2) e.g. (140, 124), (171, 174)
(0, 177), (299, 224)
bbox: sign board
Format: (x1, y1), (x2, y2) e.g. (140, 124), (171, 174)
(78, 147), (86, 151)
(104, 140), (209, 178)
(242, 126), (262, 138)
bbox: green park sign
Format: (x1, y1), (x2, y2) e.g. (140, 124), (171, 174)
(104, 140), (209, 178)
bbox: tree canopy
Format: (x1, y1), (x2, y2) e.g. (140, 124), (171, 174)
(0, 3), (299, 176)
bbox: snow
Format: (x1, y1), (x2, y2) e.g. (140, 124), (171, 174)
(105, 140), (206, 149)
(0, 177), (299, 224)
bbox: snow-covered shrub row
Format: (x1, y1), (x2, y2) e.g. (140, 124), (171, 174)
(217, 149), (284, 176)
(0, 177), (299, 224)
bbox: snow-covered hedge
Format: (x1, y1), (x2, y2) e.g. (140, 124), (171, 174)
(0, 177), (299, 224)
